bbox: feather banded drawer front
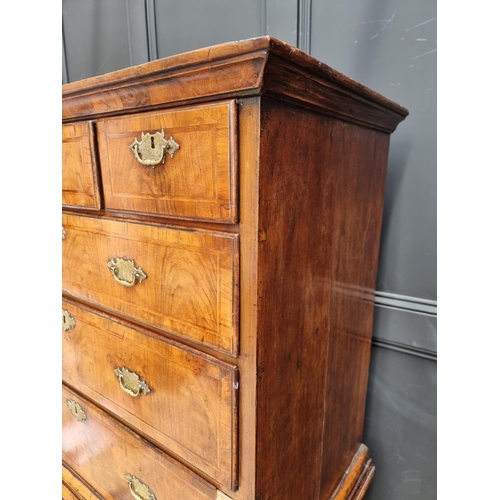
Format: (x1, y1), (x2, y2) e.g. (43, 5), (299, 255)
(62, 37), (408, 500)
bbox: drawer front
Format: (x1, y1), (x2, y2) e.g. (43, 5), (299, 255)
(63, 464), (104, 500)
(63, 122), (101, 209)
(62, 213), (239, 354)
(97, 101), (237, 222)
(62, 299), (238, 489)
(62, 483), (80, 500)
(62, 386), (220, 500)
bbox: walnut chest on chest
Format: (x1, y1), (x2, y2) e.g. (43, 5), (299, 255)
(62, 36), (408, 500)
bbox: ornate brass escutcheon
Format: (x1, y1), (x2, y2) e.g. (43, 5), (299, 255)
(66, 399), (87, 421)
(114, 367), (151, 397)
(62, 309), (76, 331)
(107, 257), (147, 287)
(125, 474), (156, 500)
(129, 130), (179, 168)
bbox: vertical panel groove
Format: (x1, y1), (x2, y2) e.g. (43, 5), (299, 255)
(62, 27), (69, 84)
(145, 0), (158, 61)
(125, 0), (134, 66)
(261, 0), (267, 35)
(297, 0), (311, 53)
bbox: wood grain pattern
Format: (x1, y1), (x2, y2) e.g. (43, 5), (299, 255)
(327, 445), (375, 500)
(62, 385), (220, 500)
(62, 37), (408, 133)
(62, 298), (238, 490)
(318, 120), (390, 500)
(62, 212), (239, 354)
(63, 464), (104, 500)
(222, 97), (262, 500)
(63, 122), (101, 210)
(61, 38), (408, 500)
(62, 483), (81, 500)
(97, 101), (238, 222)
(254, 99), (335, 500)
(253, 98), (390, 500)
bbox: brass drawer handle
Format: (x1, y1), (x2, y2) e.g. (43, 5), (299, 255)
(129, 130), (179, 168)
(66, 399), (87, 421)
(62, 309), (76, 331)
(107, 257), (147, 287)
(114, 367), (151, 397)
(62, 226), (66, 240)
(125, 474), (156, 500)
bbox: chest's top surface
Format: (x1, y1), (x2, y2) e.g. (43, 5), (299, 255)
(62, 36), (408, 133)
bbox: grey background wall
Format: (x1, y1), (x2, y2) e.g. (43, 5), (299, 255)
(62, 1), (437, 498)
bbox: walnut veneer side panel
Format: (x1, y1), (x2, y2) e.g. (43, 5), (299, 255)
(97, 101), (238, 222)
(62, 213), (239, 355)
(62, 298), (238, 490)
(254, 98), (389, 499)
(62, 122), (101, 210)
(319, 119), (390, 500)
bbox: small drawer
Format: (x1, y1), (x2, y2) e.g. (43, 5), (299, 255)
(62, 213), (239, 355)
(63, 122), (101, 210)
(62, 299), (238, 489)
(96, 101), (237, 222)
(62, 385), (222, 500)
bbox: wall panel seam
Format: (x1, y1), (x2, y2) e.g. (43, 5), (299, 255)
(375, 291), (437, 316)
(62, 26), (69, 85)
(371, 339), (437, 361)
(297, 0), (311, 53)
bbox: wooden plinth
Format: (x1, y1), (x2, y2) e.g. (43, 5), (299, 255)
(329, 445), (376, 500)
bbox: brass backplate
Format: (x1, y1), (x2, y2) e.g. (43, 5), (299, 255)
(62, 309), (76, 331)
(66, 399), (86, 421)
(125, 474), (156, 500)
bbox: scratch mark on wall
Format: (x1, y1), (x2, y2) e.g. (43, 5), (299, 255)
(405, 17), (437, 32)
(381, 11), (397, 31)
(411, 49), (437, 60)
(417, 38), (427, 41)
(370, 33), (379, 40)
(346, 15), (396, 28)
(393, 445), (406, 463)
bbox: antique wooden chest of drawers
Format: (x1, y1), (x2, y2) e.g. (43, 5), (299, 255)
(62, 36), (408, 500)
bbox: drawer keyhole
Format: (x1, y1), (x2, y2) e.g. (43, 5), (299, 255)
(150, 136), (155, 149)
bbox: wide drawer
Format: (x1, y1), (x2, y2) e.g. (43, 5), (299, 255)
(62, 385), (224, 500)
(63, 122), (101, 210)
(96, 101), (237, 222)
(62, 213), (239, 354)
(62, 299), (238, 489)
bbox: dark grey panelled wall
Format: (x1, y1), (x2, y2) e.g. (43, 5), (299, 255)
(62, 1), (437, 498)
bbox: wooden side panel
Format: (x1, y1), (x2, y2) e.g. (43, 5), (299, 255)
(62, 299), (238, 490)
(255, 98), (389, 499)
(97, 101), (238, 222)
(62, 385), (219, 500)
(63, 122), (101, 209)
(255, 99), (335, 499)
(319, 121), (389, 500)
(62, 213), (239, 355)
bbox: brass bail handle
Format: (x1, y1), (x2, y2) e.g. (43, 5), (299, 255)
(114, 367), (151, 397)
(107, 257), (147, 287)
(129, 129), (179, 168)
(125, 474), (156, 500)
